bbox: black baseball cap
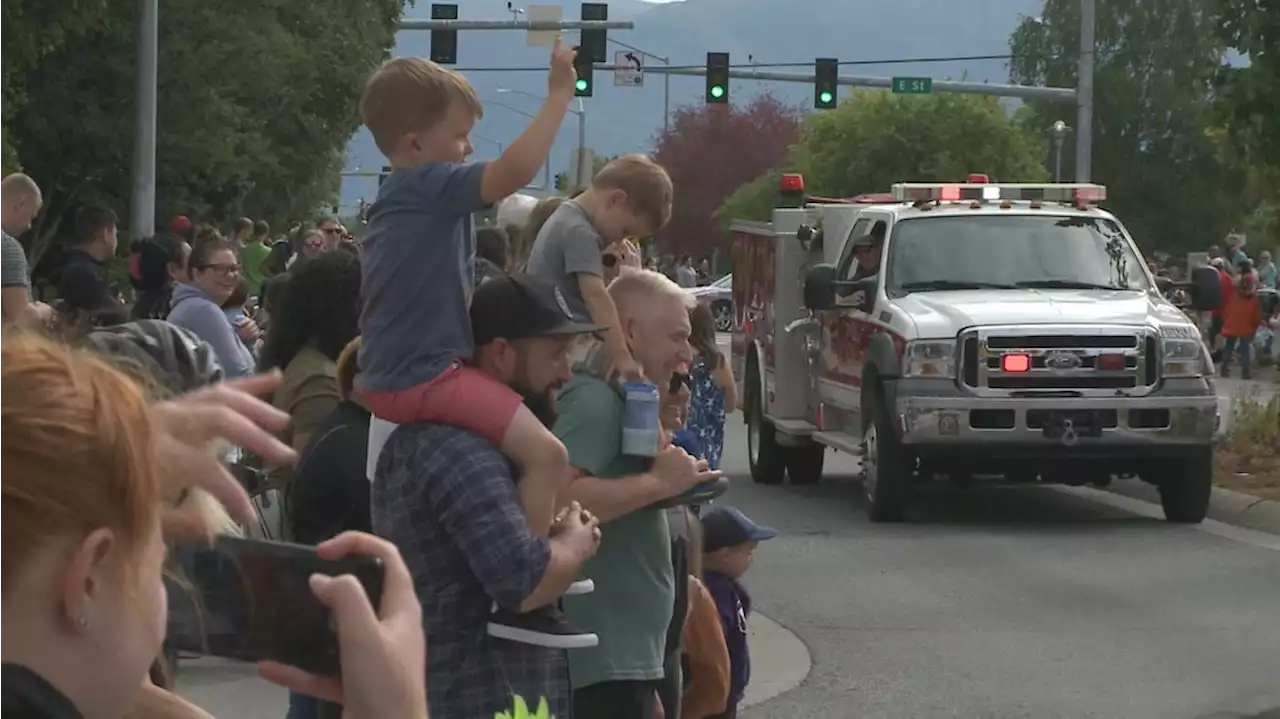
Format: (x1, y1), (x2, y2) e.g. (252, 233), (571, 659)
(701, 505), (778, 552)
(471, 274), (606, 346)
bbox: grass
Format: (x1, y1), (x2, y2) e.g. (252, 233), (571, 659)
(1214, 390), (1280, 501)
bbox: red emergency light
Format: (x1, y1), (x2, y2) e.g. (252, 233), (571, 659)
(967, 173), (990, 184)
(779, 173), (805, 192)
(1001, 353), (1031, 373)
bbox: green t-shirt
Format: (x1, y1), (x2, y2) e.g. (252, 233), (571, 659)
(241, 240), (273, 297)
(555, 372), (674, 690)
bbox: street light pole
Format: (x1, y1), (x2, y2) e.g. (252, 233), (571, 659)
(1050, 121), (1072, 182)
(130, 0), (158, 239)
(1075, 0), (1096, 183)
(495, 89), (586, 189)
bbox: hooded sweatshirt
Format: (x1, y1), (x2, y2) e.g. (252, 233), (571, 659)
(166, 283), (255, 378)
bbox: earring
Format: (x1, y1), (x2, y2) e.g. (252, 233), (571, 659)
(77, 615), (89, 630)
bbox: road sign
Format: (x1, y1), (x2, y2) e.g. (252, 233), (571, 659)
(614, 50), (644, 87)
(526, 5), (562, 46)
(892, 76), (933, 94)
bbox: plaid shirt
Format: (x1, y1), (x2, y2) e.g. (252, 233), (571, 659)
(371, 423), (571, 719)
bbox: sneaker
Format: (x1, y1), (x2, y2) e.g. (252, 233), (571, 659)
(487, 605), (599, 649)
(566, 578), (595, 595)
(649, 476), (730, 509)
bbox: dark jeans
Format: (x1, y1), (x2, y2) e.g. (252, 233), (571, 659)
(573, 680), (661, 719)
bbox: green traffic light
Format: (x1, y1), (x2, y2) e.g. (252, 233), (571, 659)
(575, 78), (589, 91)
(819, 91), (834, 104)
(710, 85), (725, 99)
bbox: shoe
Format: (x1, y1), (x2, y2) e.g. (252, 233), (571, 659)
(566, 578), (595, 595)
(487, 605), (599, 649)
(649, 476), (730, 509)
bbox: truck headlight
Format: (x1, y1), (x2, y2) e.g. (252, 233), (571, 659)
(903, 339), (956, 378)
(1158, 324), (1209, 377)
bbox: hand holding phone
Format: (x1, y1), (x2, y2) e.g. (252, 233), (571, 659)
(257, 532), (428, 719)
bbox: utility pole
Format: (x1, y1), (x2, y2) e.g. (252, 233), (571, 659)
(1075, 0), (1096, 183)
(607, 37), (671, 135)
(130, 0), (158, 238)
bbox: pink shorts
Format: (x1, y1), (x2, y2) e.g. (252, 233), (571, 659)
(362, 363), (523, 446)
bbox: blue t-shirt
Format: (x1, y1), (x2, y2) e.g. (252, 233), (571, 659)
(358, 162), (488, 392)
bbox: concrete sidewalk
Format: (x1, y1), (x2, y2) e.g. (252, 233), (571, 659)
(742, 613), (812, 709)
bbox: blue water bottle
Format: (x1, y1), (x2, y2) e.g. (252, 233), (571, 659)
(620, 380), (662, 457)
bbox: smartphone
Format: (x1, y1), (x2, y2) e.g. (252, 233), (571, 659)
(169, 536), (384, 676)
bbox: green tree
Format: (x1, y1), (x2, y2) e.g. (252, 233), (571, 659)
(1215, 0), (1280, 175)
(1008, 0), (1250, 253)
(0, 0), (110, 172)
(554, 153), (614, 194)
(720, 90), (1047, 223)
(5, 0), (402, 267)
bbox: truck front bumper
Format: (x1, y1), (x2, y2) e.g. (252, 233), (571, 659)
(892, 378), (1219, 453)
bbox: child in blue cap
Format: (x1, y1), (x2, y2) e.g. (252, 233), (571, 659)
(698, 505), (777, 719)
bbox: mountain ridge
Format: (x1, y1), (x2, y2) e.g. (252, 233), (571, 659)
(338, 0), (1046, 210)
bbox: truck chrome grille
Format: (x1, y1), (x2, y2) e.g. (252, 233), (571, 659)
(960, 326), (1157, 397)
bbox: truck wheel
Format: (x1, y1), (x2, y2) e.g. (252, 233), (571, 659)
(786, 443), (826, 485)
(747, 379), (787, 485)
(1157, 447), (1214, 524)
(862, 390), (910, 522)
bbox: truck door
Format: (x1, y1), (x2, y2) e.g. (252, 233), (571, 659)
(817, 214), (891, 431)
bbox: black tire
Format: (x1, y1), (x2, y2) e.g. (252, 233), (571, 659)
(1157, 447), (1214, 523)
(786, 443), (826, 485)
(747, 371), (787, 485)
(863, 387), (910, 522)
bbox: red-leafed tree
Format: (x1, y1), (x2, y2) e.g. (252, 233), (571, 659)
(651, 93), (801, 259)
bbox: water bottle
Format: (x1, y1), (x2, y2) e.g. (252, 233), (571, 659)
(620, 380), (662, 457)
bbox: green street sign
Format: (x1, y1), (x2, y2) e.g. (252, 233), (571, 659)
(892, 76), (933, 94)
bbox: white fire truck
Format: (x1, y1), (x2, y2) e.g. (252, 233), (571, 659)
(729, 173), (1224, 523)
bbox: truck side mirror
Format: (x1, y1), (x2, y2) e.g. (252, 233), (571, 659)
(1188, 267), (1221, 312)
(803, 263), (839, 310)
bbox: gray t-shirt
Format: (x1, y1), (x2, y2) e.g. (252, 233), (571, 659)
(2, 232), (31, 293)
(525, 200), (605, 322)
(358, 162), (488, 393)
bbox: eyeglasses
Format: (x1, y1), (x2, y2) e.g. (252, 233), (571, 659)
(196, 263), (241, 276)
(321, 227), (342, 235)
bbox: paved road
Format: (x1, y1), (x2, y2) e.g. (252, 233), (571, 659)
(179, 336), (1279, 718)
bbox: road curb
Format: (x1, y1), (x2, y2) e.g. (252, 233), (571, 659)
(1103, 483), (1280, 536)
(741, 612), (812, 709)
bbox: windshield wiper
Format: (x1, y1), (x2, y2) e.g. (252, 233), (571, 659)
(899, 280), (1018, 291)
(1014, 279), (1126, 290)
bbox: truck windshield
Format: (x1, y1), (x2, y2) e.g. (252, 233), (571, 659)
(885, 214), (1151, 295)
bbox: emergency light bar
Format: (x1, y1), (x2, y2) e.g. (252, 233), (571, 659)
(892, 183), (1107, 204)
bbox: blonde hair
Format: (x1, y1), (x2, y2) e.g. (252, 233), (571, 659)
(1, 172), (40, 203)
(1, 330), (162, 593)
(608, 268), (694, 317)
(592, 154), (673, 233)
(336, 336), (362, 401)
(360, 57), (484, 156)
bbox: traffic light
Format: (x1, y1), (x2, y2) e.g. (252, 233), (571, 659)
(706, 52), (729, 104)
(429, 4), (458, 65)
(574, 48), (594, 97)
(580, 3), (608, 63)
(815, 58), (838, 109)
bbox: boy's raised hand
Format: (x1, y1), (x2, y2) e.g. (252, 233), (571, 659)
(548, 35), (579, 99)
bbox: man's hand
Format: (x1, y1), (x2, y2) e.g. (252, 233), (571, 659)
(235, 318), (262, 343)
(607, 239), (643, 272)
(555, 500), (602, 560)
(652, 443), (719, 495)
(547, 36), (578, 100)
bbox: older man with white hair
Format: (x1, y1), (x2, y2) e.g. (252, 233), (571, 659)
(554, 268), (723, 719)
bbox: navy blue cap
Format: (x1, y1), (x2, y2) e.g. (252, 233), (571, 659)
(701, 505), (777, 552)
